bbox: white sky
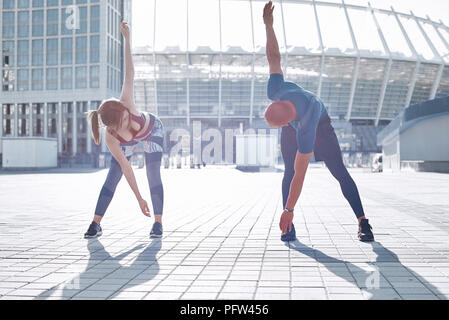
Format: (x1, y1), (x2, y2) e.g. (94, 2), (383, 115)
(131, 0), (449, 58)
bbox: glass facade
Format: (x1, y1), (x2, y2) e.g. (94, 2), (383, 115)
(320, 56), (355, 118)
(18, 10), (30, 38)
(2, 40), (15, 92)
(46, 38), (58, 65)
(32, 103), (44, 136)
(352, 59), (388, 119)
(19, 0), (30, 9)
(2, 11), (15, 38)
(47, 8), (58, 36)
(46, 67), (58, 89)
(75, 36), (87, 64)
(47, 102), (58, 138)
(2, 104), (15, 136)
(61, 66), (72, 89)
(31, 68), (43, 90)
(76, 101), (88, 154)
(1, 0), (106, 94)
(381, 61), (414, 119)
(61, 37), (73, 64)
(436, 66), (449, 99)
(2, 41), (15, 67)
(18, 103), (30, 136)
(17, 68), (29, 90)
(410, 63), (441, 106)
(32, 10), (44, 37)
(3, 0), (16, 9)
(32, 39), (43, 66)
(75, 65), (87, 88)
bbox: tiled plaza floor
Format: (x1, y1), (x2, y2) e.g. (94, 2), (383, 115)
(1, 166), (449, 300)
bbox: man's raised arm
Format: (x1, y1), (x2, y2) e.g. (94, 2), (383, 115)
(264, 1), (283, 75)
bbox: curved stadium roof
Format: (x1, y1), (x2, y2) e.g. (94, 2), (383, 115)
(133, 0), (449, 125)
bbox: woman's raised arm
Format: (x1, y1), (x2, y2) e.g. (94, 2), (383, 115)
(119, 22), (135, 108)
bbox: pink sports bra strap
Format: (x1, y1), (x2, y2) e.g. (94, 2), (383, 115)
(108, 112), (146, 144)
(134, 113), (155, 141)
(130, 112), (145, 128)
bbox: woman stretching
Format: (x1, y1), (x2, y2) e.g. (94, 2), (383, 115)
(84, 22), (165, 239)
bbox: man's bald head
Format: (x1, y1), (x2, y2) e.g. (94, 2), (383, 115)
(264, 101), (297, 128)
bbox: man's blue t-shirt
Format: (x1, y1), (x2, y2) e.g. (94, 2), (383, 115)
(267, 73), (328, 154)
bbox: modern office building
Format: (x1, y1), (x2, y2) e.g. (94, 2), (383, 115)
(1, 0), (131, 166)
(132, 0), (449, 154)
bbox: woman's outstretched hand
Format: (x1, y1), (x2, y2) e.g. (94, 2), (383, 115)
(121, 21), (130, 39)
(138, 198), (151, 217)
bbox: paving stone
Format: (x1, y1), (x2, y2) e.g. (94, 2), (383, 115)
(181, 292), (217, 300)
(1, 167), (449, 300)
(143, 292), (182, 300)
(218, 292), (254, 300)
(291, 288), (327, 300)
(72, 290), (115, 299)
(109, 291), (147, 300)
(328, 294), (364, 300)
(401, 294), (439, 300)
(255, 293), (290, 300)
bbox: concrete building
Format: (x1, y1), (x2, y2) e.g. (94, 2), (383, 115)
(1, 0), (131, 167)
(377, 96), (449, 173)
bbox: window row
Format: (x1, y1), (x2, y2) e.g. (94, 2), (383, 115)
(2, 66), (100, 91)
(106, 65), (121, 92)
(3, 0), (99, 10)
(2, 36), (100, 67)
(2, 5), (100, 38)
(1, 100), (102, 139)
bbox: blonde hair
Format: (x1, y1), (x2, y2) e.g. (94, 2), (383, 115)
(87, 98), (128, 145)
(88, 110), (101, 145)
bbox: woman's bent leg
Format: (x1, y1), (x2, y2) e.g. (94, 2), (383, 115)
(145, 152), (164, 222)
(93, 156), (127, 223)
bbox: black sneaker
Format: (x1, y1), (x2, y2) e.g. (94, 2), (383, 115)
(84, 221), (102, 239)
(150, 222), (163, 238)
(281, 223), (296, 242)
(358, 219), (374, 242)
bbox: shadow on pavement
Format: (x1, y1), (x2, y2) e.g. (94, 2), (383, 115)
(35, 238), (161, 300)
(0, 168), (104, 175)
(287, 240), (444, 300)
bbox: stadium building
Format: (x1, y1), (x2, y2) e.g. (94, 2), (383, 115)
(132, 0), (449, 164)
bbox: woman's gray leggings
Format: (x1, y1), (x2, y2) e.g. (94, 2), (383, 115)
(94, 152), (164, 216)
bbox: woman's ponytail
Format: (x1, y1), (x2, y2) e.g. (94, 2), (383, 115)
(88, 110), (102, 145)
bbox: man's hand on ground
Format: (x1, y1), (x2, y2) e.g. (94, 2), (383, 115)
(263, 1), (274, 27)
(279, 210), (293, 235)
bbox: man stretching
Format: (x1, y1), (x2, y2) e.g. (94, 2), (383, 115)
(263, 1), (374, 242)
